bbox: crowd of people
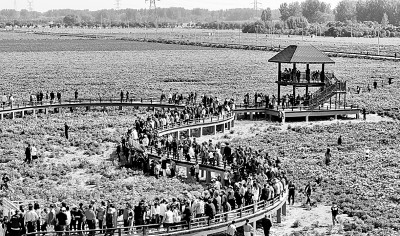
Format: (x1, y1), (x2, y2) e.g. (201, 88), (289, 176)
(281, 68), (326, 83)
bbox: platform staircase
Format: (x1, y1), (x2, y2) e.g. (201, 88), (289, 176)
(1, 197), (19, 217)
(308, 76), (347, 110)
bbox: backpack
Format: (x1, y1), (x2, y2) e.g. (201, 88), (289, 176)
(10, 215), (20, 229)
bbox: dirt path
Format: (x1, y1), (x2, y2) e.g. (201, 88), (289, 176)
(197, 114), (394, 144)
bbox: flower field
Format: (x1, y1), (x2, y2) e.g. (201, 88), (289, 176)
(228, 121), (400, 234)
(0, 109), (204, 208)
(0, 37), (399, 117)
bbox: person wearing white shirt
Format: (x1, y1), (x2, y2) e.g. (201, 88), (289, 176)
(162, 207), (174, 230)
(151, 202), (161, 224)
(24, 204), (39, 233)
(159, 201), (167, 223)
(31, 145), (38, 160)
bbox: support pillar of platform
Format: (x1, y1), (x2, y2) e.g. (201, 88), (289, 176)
(334, 115), (338, 120)
(0, 113), (3, 120)
(221, 124), (225, 133)
(177, 131), (180, 139)
(356, 113), (360, 119)
(306, 116), (309, 122)
(231, 120), (235, 128)
(32, 109), (36, 116)
(186, 167), (190, 178)
(277, 208), (282, 223)
(45, 109), (48, 115)
(10, 112), (14, 119)
(249, 112), (254, 120)
(212, 126), (216, 135)
(199, 127), (203, 137)
(21, 111), (24, 118)
(86, 106), (91, 111)
(206, 171), (212, 184)
(282, 202), (287, 216)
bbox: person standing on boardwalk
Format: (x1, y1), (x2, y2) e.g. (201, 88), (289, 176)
(261, 214), (272, 236)
(74, 90), (78, 100)
(305, 182), (312, 206)
(64, 123), (69, 140)
(226, 221), (236, 236)
(120, 90), (124, 103)
(126, 91), (129, 102)
(331, 203), (339, 225)
(288, 181), (295, 205)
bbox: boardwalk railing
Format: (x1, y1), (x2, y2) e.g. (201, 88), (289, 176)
(26, 189), (287, 236)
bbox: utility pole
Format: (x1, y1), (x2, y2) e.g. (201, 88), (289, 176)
(27, 0), (33, 11)
(115, 0), (121, 10)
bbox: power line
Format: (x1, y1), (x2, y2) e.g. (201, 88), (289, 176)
(145, 0), (160, 26)
(14, 0), (17, 11)
(250, 0), (262, 18)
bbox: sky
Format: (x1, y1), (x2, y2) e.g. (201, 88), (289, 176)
(1, 0), (341, 12)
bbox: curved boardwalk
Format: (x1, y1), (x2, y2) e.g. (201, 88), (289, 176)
(0, 98), (185, 119)
(2, 99), (288, 236)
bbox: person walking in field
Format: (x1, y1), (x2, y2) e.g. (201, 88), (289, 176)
(226, 221), (236, 236)
(304, 182), (312, 206)
(324, 148), (332, 166)
(288, 181), (295, 205)
(261, 214), (272, 236)
(331, 203), (339, 225)
(243, 219), (254, 236)
(64, 123), (69, 140)
(337, 136), (342, 146)
(25, 144), (32, 164)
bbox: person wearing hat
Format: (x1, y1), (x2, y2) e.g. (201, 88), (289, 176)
(55, 207), (67, 236)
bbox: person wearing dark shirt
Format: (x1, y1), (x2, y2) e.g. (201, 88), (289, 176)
(305, 182), (312, 205)
(64, 123), (69, 140)
(261, 214), (272, 236)
(74, 90), (78, 100)
(331, 203), (339, 225)
(56, 207), (68, 235)
(25, 144), (32, 164)
(224, 143), (232, 164)
(204, 200), (215, 225)
(260, 184), (270, 201)
(337, 136), (342, 146)
(182, 202), (192, 228)
(288, 181), (295, 205)
(9, 210), (22, 236)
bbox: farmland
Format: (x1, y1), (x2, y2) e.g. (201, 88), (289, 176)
(0, 31), (400, 235)
(0, 34), (399, 117)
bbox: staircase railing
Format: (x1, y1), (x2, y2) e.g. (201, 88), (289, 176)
(1, 198), (19, 217)
(308, 80), (346, 109)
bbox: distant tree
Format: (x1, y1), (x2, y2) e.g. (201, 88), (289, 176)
(335, 0), (357, 22)
(301, 0), (331, 23)
(279, 3), (290, 21)
(261, 8), (272, 23)
(381, 12), (389, 28)
(63, 14), (80, 27)
(286, 16), (309, 29)
(288, 2), (303, 17)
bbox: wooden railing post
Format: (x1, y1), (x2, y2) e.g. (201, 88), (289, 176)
(118, 228), (122, 236)
(239, 207), (243, 218)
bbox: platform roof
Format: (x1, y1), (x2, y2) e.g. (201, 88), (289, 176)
(268, 45), (335, 64)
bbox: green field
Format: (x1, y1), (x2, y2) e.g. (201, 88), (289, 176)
(0, 35), (399, 117)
